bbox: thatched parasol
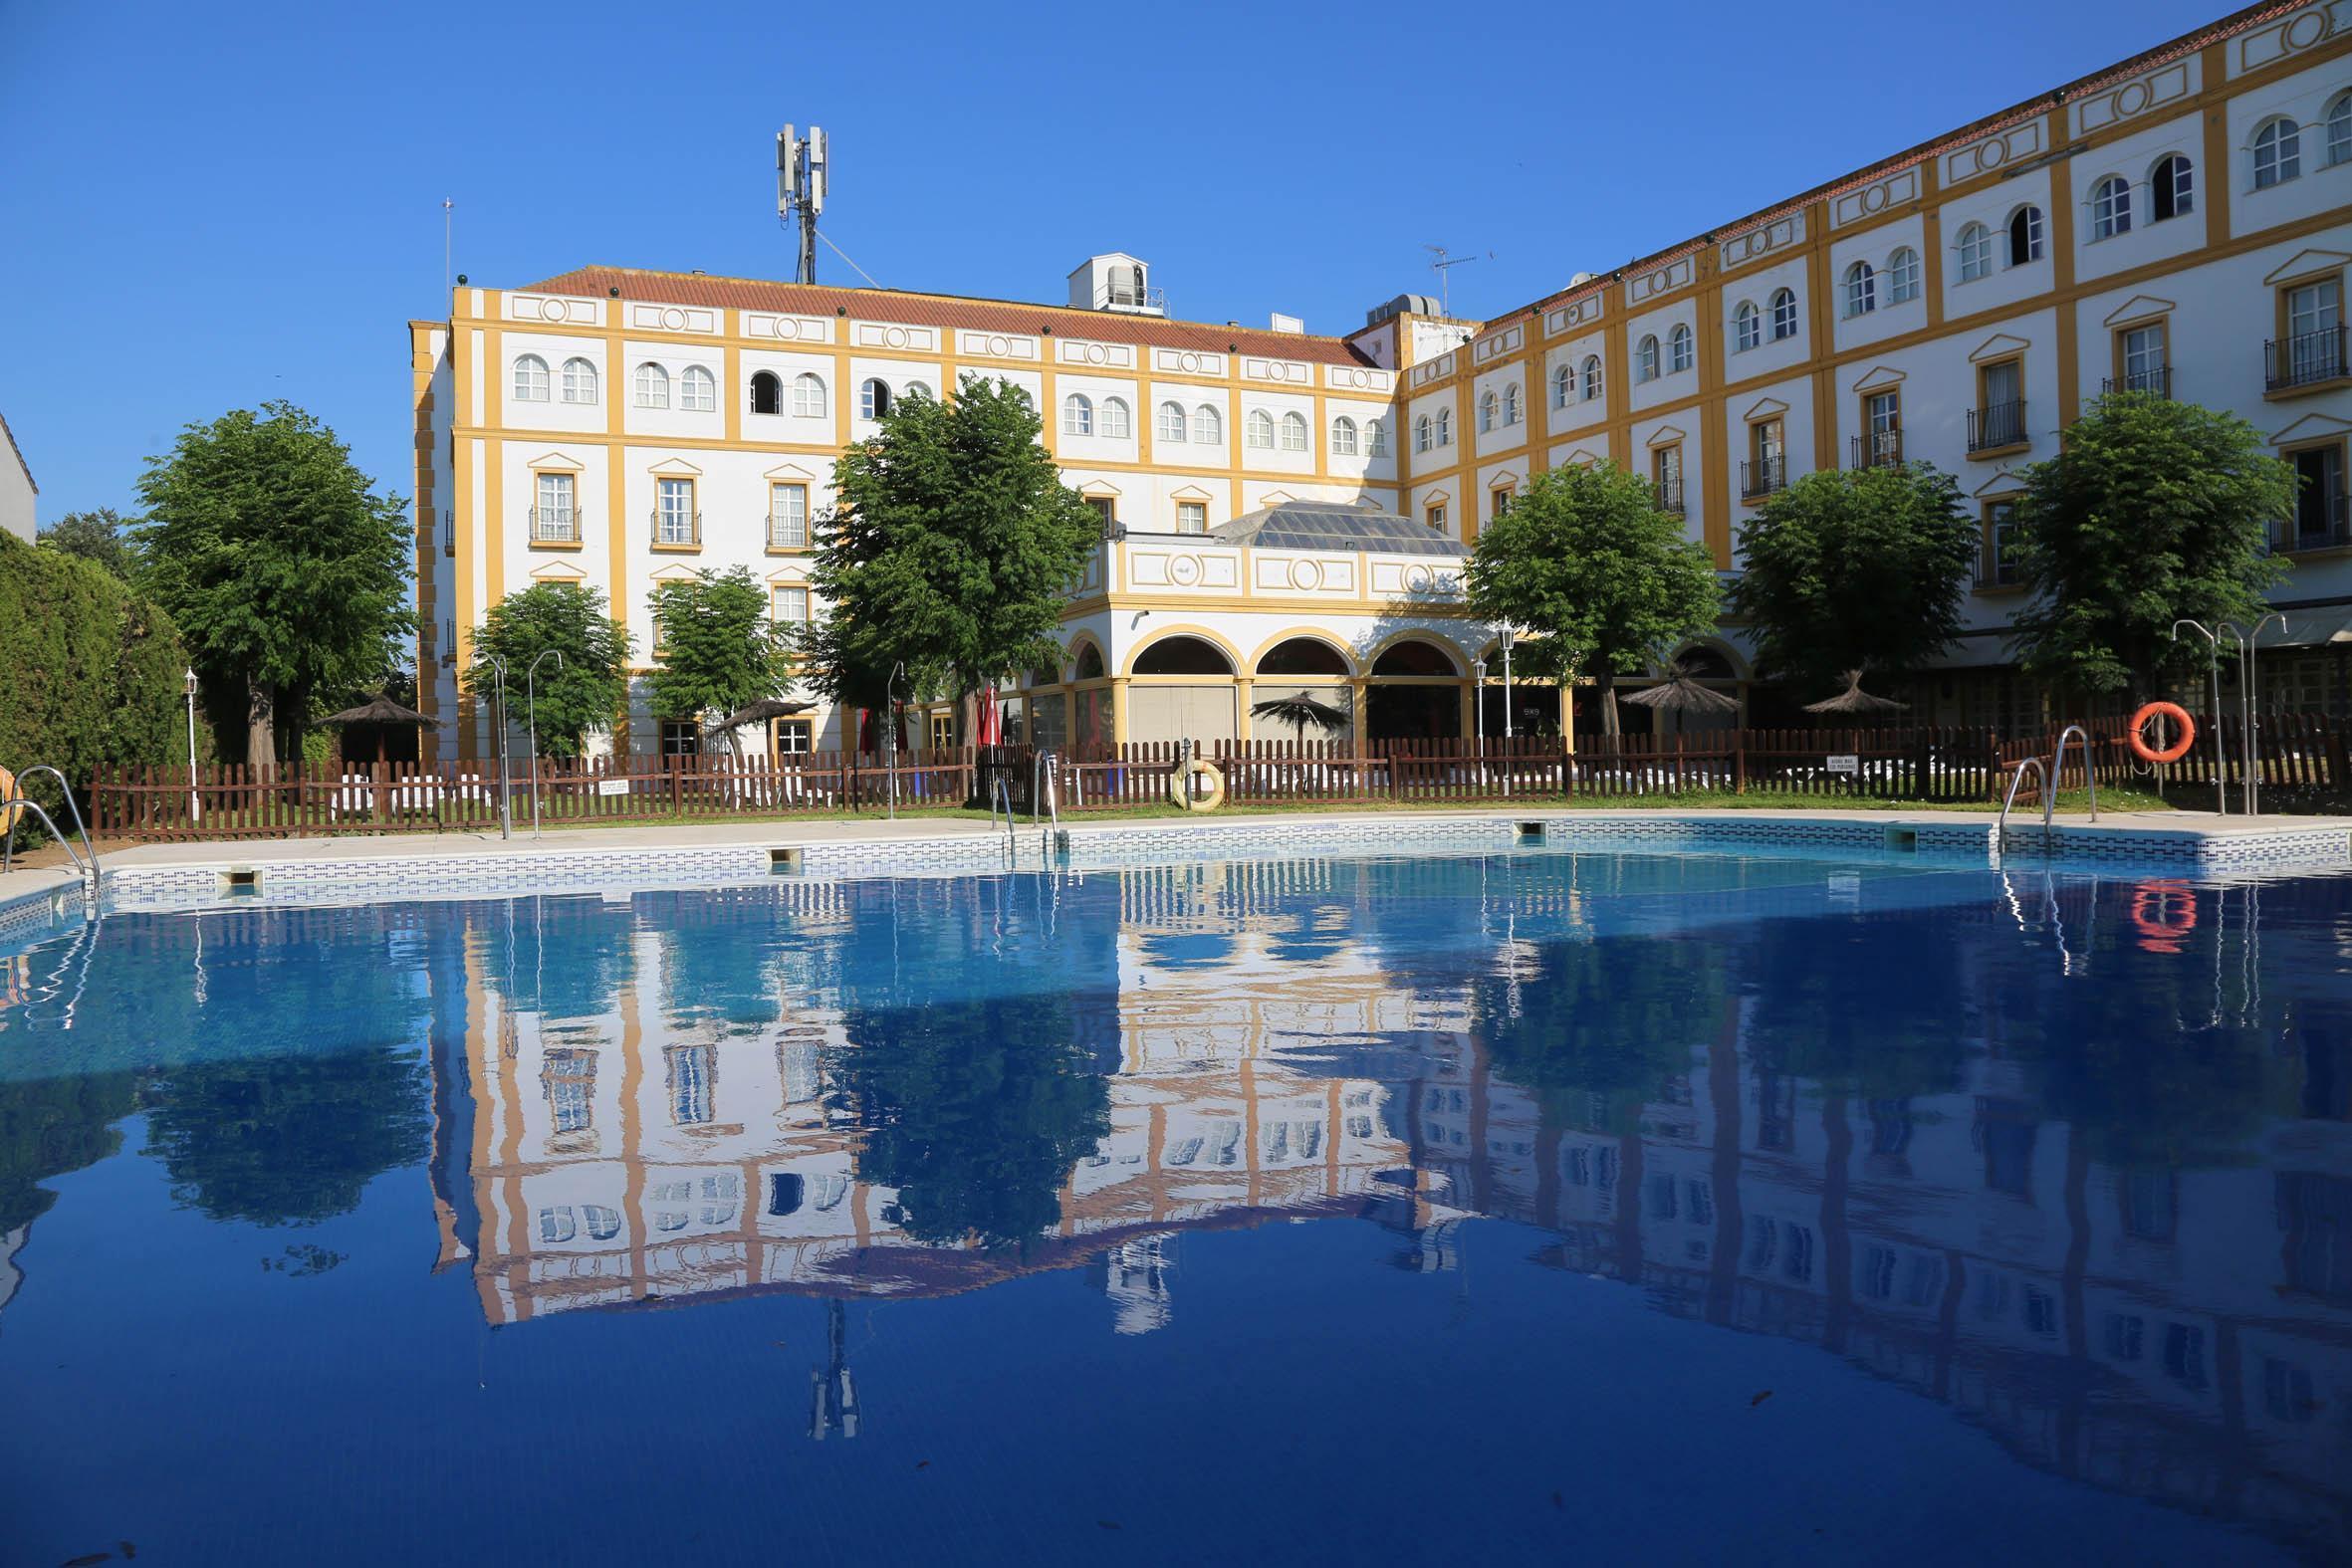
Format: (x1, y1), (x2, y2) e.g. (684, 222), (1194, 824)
(321, 694), (436, 766)
(1803, 670), (1907, 717)
(705, 698), (815, 736)
(1251, 693), (1350, 740)
(1621, 663), (1738, 716)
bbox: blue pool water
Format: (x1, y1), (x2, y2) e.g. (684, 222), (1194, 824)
(1, 845), (2349, 1565)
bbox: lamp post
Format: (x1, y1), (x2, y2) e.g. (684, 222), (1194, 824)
(183, 668), (201, 822)
(1500, 625), (1516, 741)
(525, 649), (564, 837)
(1472, 659), (1487, 754)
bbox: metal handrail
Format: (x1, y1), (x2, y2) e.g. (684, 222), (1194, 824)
(2047, 724), (2096, 828)
(13, 765), (99, 879)
(1996, 757), (2048, 864)
(0, 795), (97, 895)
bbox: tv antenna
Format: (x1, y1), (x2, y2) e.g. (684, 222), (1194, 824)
(777, 125), (829, 285)
(1425, 245), (1491, 318)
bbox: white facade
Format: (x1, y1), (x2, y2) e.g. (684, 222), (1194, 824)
(0, 414), (34, 543)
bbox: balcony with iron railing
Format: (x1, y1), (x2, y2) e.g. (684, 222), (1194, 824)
(1654, 474), (1685, 516)
(650, 508), (702, 549)
(529, 506), (580, 545)
(1741, 454), (1786, 501)
(1974, 552), (2025, 590)
(1850, 431), (1903, 470)
(2272, 492), (2351, 554)
(768, 515), (810, 551)
(2103, 365), (2172, 398)
(2266, 325), (2349, 394)
(1967, 400), (2029, 456)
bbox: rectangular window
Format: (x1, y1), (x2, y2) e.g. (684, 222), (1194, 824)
(1863, 390), (1901, 466)
(1425, 503), (1447, 534)
(769, 483), (809, 549)
(929, 712), (956, 752)
(2282, 278), (2346, 388)
(534, 472), (577, 543)
(1490, 488), (1512, 521)
(1176, 501), (1207, 535)
(1745, 418), (1784, 499)
(2287, 442), (2347, 550)
(1086, 496), (1116, 530)
(658, 719), (699, 760)
(1984, 501), (2021, 586)
(1652, 445), (1684, 514)
(1974, 358), (2025, 451)
(655, 477), (696, 546)
(772, 717), (814, 755)
(2118, 322), (2169, 394)
(772, 585), (810, 623)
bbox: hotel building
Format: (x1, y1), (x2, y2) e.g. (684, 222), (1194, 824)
(412, 0), (2352, 761)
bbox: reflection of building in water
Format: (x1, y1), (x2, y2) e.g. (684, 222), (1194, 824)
(1087, 1235), (1174, 1336)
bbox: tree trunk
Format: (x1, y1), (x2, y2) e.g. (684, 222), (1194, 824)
(1596, 669), (1622, 745)
(246, 677), (278, 773)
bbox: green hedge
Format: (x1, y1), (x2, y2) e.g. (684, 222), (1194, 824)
(1, 531), (200, 836)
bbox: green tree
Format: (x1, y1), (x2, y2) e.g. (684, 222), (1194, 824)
(463, 582), (633, 758)
(1462, 462), (1721, 739)
(1729, 465), (1976, 701)
(2008, 392), (2293, 703)
(36, 507), (138, 580)
(804, 377), (1100, 711)
(645, 566), (795, 738)
(136, 402), (414, 767)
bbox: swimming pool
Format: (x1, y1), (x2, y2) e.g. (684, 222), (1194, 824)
(2, 845), (2347, 1564)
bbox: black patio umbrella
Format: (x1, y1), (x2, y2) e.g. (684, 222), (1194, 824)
(320, 694), (437, 765)
(1250, 693), (1350, 740)
(705, 698), (816, 736)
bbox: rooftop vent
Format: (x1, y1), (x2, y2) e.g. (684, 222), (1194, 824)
(1270, 312), (1304, 335)
(1068, 253), (1164, 317)
(1364, 293), (1444, 328)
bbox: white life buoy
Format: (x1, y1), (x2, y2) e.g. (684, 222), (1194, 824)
(1168, 757), (1226, 811)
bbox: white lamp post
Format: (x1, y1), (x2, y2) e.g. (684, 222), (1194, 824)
(183, 667), (201, 821)
(1472, 659), (1487, 752)
(1499, 625), (1517, 741)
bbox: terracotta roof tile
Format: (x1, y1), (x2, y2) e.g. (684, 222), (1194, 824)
(521, 265), (1377, 368)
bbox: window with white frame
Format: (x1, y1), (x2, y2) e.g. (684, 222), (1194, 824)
(1246, 409), (1275, 449)
(2120, 321), (2168, 391)
(2088, 177), (2131, 241)
(1552, 362), (1575, 405)
(1503, 382), (1521, 425)
(1158, 400), (1186, 442)
(772, 584), (811, 623)
(1366, 417), (1386, 456)
(2008, 205), (2045, 265)
(1844, 262), (1876, 317)
(1635, 335), (1659, 381)
(679, 364), (716, 412)
(560, 357), (597, 404)
(1331, 415), (1359, 456)
(1667, 324), (1694, 372)
(1101, 397), (1131, 439)
(769, 482), (809, 549)
(2254, 116), (2301, 188)
(1194, 403), (1222, 445)
(1769, 289), (1797, 340)
(1479, 390), (1498, 432)
(1435, 408), (1452, 446)
(862, 378), (893, 420)
(2330, 92), (2352, 166)
(1582, 355), (1603, 399)
(902, 381), (930, 400)
(1733, 302), (1761, 351)
(1426, 502), (1447, 533)
(1416, 415), (1433, 453)
(534, 471), (576, 541)
(656, 476), (695, 545)
(1062, 392), (1093, 436)
(1279, 411), (1307, 451)
(2152, 154), (2194, 220)
(793, 372), (826, 418)
(1958, 223), (1994, 283)
(634, 362), (670, 408)
(1887, 248), (1921, 305)
(1176, 500), (1207, 534)
(513, 353), (550, 401)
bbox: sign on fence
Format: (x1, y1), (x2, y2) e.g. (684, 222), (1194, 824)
(1825, 755), (1859, 776)
(595, 779), (631, 797)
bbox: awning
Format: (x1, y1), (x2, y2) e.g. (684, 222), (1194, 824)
(2260, 608), (2352, 648)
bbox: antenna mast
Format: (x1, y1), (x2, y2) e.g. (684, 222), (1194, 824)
(1424, 245), (1488, 318)
(777, 126), (828, 286)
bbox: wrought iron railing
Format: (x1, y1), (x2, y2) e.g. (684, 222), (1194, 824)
(1741, 455), (1786, 500)
(1968, 400), (2028, 454)
(2267, 325), (2348, 392)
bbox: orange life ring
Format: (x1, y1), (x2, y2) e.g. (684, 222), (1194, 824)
(2129, 880), (2198, 954)
(0, 765), (19, 833)
(2127, 701), (2195, 765)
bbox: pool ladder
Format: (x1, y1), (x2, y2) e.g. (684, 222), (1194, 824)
(1993, 724), (2098, 866)
(1, 764), (102, 911)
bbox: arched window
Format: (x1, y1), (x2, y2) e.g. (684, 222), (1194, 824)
(1366, 417), (1387, 457)
(1435, 408), (1452, 446)
(2330, 92), (2352, 166)
(1887, 248), (1921, 305)
(1194, 403), (1222, 445)
(679, 364), (716, 412)
(1668, 324), (1694, 372)
(1062, 392), (1092, 436)
(1157, 400), (1187, 442)
(2008, 205), (2045, 265)
(1844, 261), (1876, 317)
(1552, 362), (1575, 405)
(1101, 396), (1131, 439)
(902, 381), (931, 400)
(1479, 390), (1498, 432)
(1279, 411), (1307, 452)
(792, 372), (826, 418)
(1331, 415), (1360, 456)
(1582, 354), (1603, 399)
(1415, 415), (1433, 453)
(1073, 642), (1106, 681)
(633, 362), (669, 408)
(1132, 634), (1235, 675)
(560, 357), (597, 405)
(862, 378), (893, 420)
(748, 369), (781, 415)
(1957, 223), (1994, 283)
(2087, 178), (2131, 241)
(1502, 382), (1521, 425)
(1769, 288), (1798, 340)
(1733, 301), (1761, 351)
(2152, 154), (2195, 220)
(1256, 636), (1349, 676)
(2254, 116), (2300, 188)
(1370, 638), (1459, 676)
(1246, 409), (1275, 449)
(512, 353), (550, 401)
(1635, 335), (1660, 381)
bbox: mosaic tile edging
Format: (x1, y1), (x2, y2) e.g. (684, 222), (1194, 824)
(0, 879), (88, 943)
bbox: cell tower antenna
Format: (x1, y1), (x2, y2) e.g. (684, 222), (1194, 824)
(777, 125), (828, 286)
(1424, 245), (1491, 318)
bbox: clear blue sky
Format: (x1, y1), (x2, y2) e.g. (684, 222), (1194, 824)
(1, 0), (2227, 522)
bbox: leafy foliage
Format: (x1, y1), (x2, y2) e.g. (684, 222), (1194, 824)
(0, 1070), (141, 1233)
(36, 507), (138, 580)
(136, 402), (414, 764)
(804, 378), (1101, 709)
(462, 582), (633, 757)
(1730, 465), (1976, 699)
(646, 566), (796, 727)
(2008, 392), (2293, 700)
(1463, 462), (1721, 735)
(1472, 931), (1718, 1133)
